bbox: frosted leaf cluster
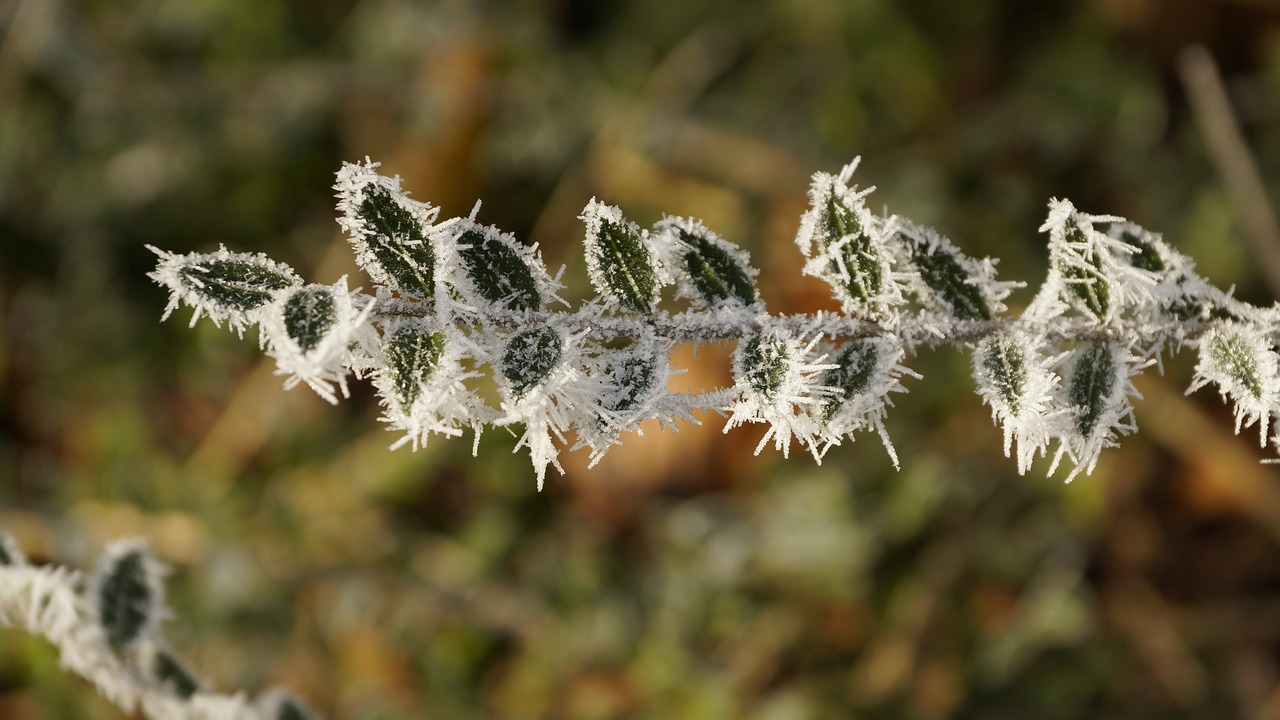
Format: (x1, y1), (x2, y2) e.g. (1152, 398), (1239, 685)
(151, 156), (1280, 486)
(0, 532), (317, 720)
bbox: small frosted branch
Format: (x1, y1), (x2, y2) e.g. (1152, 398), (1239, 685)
(150, 156), (1280, 487)
(0, 533), (317, 720)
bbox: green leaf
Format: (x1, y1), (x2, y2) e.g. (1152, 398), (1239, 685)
(456, 228), (542, 311)
(821, 189), (884, 304)
(678, 228), (756, 308)
(822, 340), (880, 420)
(603, 346), (659, 413)
(1206, 329), (1264, 401)
(384, 325), (446, 410)
(96, 548), (155, 652)
(981, 333), (1027, 416)
(1060, 221), (1110, 317)
(739, 333), (791, 401)
(283, 286), (337, 352)
(1068, 344), (1116, 438)
(501, 327), (564, 396)
(584, 206), (659, 312)
(356, 185), (436, 297)
(178, 255), (297, 312)
(153, 650), (200, 698)
(899, 233), (991, 320)
(819, 338), (880, 417)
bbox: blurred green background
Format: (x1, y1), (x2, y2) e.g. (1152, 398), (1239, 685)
(4, 0), (1280, 718)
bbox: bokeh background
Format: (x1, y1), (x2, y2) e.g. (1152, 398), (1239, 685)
(4, 0), (1280, 718)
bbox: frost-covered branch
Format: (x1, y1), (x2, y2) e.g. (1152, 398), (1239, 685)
(149, 157), (1280, 486)
(0, 533), (317, 720)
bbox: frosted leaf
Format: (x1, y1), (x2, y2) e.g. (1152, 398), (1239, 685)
(334, 159), (440, 297)
(493, 328), (604, 489)
(438, 217), (560, 313)
(501, 327), (564, 397)
(87, 540), (166, 654)
(892, 217), (1020, 321)
(575, 333), (697, 466)
(148, 645), (200, 698)
(1106, 221), (1230, 323)
(261, 278), (378, 405)
(724, 327), (834, 459)
(1027, 200), (1161, 323)
(971, 331), (1060, 473)
(372, 322), (487, 451)
(651, 216), (759, 310)
(580, 199), (666, 312)
(794, 158), (904, 315)
(1187, 323), (1279, 444)
(1047, 341), (1150, 482)
(811, 336), (918, 468)
(147, 245), (300, 335)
